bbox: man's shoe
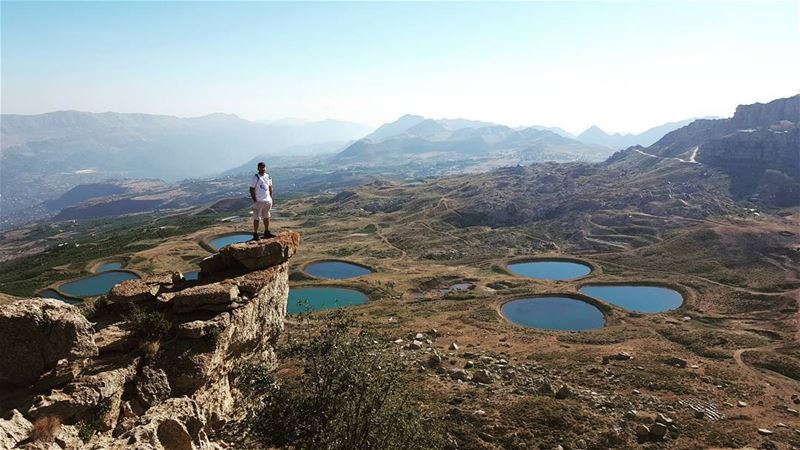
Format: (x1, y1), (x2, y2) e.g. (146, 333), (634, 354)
(263, 231), (276, 239)
(252, 233), (260, 241)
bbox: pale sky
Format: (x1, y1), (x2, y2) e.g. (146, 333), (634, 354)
(2, 1), (798, 134)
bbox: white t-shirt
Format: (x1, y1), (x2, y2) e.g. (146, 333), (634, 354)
(250, 173), (272, 203)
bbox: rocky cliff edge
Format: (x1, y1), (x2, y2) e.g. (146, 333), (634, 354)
(0, 231), (300, 450)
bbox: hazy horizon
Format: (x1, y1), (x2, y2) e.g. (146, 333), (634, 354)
(2, 1), (799, 135)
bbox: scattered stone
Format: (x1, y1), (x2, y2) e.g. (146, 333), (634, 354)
(394, 338), (403, 344)
(737, 400), (748, 407)
(449, 342), (459, 351)
(657, 413), (674, 425)
(650, 422), (668, 439)
(555, 385), (571, 399)
(409, 340), (423, 350)
(427, 353), (442, 368)
(757, 428), (774, 436)
(450, 370), (470, 381)
(464, 360), (474, 369)
(472, 369), (494, 384)
(539, 383), (554, 395)
(665, 357), (687, 368)
(635, 424), (650, 439)
(415, 332), (424, 340)
(602, 352), (633, 364)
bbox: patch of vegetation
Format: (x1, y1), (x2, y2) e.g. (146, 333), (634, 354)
(237, 310), (443, 450)
(0, 213), (221, 296)
(124, 305), (171, 342)
(206, 327), (221, 345)
(78, 296), (107, 319)
(30, 416), (61, 443)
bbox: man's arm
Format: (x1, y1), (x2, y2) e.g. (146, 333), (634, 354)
(269, 185), (273, 198)
(249, 187), (257, 202)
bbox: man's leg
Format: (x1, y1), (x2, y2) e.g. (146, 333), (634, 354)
(253, 220), (260, 239)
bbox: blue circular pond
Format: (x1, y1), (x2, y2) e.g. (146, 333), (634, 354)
(96, 261), (123, 272)
(304, 261), (372, 280)
(58, 270), (140, 298)
(507, 260), (592, 281)
(501, 296), (605, 331)
(287, 287), (368, 314)
(209, 233), (254, 250)
(579, 285), (683, 313)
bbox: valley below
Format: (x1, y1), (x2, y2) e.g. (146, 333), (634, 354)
(2, 150), (798, 449)
(1, 96), (798, 449)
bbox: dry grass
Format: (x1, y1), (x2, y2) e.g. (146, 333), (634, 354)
(30, 416), (61, 443)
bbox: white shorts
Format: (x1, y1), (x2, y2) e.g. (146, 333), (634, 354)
(252, 201), (272, 221)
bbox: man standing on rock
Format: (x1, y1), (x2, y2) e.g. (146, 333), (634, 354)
(249, 161), (274, 240)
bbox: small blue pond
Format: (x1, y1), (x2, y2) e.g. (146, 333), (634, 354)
(96, 261), (123, 272)
(58, 271), (140, 298)
(579, 285), (683, 313)
(507, 260), (592, 281)
(304, 261), (372, 279)
(210, 233), (254, 250)
(184, 270), (199, 281)
(287, 287), (368, 314)
(501, 296), (604, 331)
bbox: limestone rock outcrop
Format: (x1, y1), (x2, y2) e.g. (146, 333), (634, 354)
(0, 299), (97, 387)
(0, 231), (299, 449)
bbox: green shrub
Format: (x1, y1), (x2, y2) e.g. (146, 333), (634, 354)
(123, 305), (171, 342)
(237, 310), (442, 450)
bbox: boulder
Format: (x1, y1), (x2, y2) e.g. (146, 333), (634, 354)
(555, 384), (571, 399)
(110, 397), (221, 450)
(29, 356), (140, 424)
(135, 366), (172, 409)
(218, 232), (300, 271)
(471, 369), (494, 384)
(95, 324), (138, 354)
(172, 283), (240, 313)
(0, 299), (97, 387)
(649, 422), (667, 439)
(450, 370), (470, 381)
(108, 273), (174, 304)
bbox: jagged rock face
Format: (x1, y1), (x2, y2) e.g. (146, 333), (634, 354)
(697, 127), (800, 204)
(639, 94), (800, 206)
(0, 231), (299, 449)
(0, 299), (97, 387)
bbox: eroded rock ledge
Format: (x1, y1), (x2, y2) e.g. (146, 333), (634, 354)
(0, 231), (300, 449)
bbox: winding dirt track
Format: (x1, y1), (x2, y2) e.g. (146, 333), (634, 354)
(733, 345), (799, 392)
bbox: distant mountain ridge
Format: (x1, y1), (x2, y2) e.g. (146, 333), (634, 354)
(0, 110), (372, 220)
(338, 114), (612, 164)
(576, 118), (704, 150)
